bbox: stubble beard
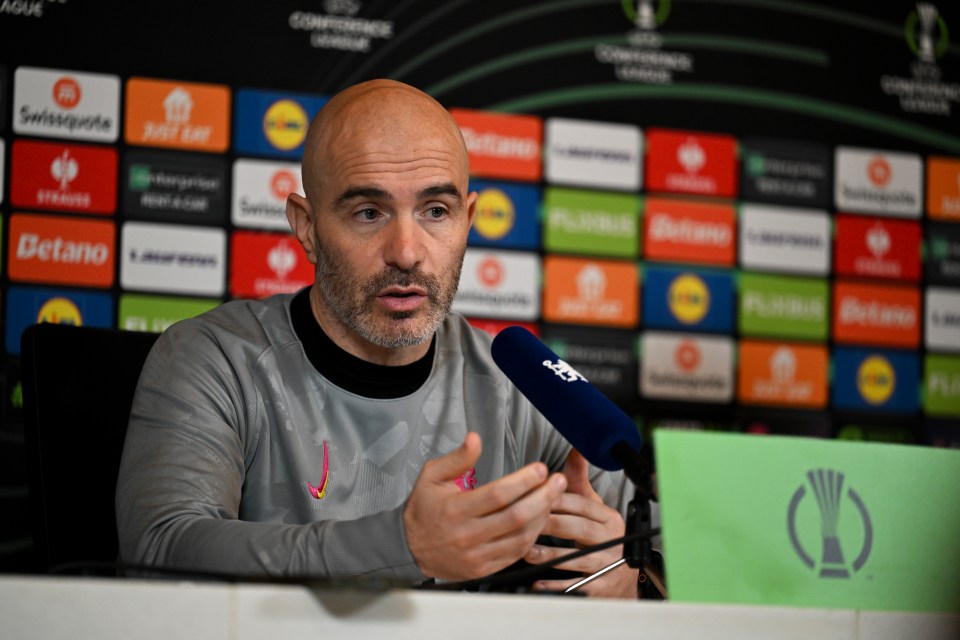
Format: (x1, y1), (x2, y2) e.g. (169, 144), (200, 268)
(313, 237), (464, 349)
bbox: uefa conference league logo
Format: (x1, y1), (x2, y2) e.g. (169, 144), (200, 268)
(787, 469), (873, 578)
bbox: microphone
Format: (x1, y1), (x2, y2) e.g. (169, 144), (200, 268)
(491, 326), (645, 486)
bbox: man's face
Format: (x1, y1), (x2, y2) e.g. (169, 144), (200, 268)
(303, 125), (477, 360)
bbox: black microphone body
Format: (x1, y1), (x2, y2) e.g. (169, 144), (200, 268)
(491, 326), (645, 486)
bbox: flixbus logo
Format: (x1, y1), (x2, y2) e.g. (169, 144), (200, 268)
(788, 469), (873, 578)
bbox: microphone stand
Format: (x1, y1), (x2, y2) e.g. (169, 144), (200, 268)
(565, 443), (664, 598)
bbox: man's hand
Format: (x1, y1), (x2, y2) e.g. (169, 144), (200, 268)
(403, 432), (568, 581)
(524, 449), (639, 599)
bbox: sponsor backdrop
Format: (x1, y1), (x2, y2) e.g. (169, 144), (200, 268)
(0, 1), (958, 570)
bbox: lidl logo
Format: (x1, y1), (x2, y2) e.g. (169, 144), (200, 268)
(263, 99), (308, 151)
(474, 188), (515, 241)
(857, 355), (896, 406)
(646, 266), (733, 332)
(37, 297), (82, 325)
(234, 89), (328, 159)
(5, 286), (112, 354)
(833, 347), (918, 413)
(668, 274), (709, 325)
(467, 180), (540, 250)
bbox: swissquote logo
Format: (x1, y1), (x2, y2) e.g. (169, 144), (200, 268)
(788, 469), (873, 578)
(834, 147), (922, 218)
(232, 159), (303, 230)
(13, 67), (119, 142)
(453, 249), (540, 320)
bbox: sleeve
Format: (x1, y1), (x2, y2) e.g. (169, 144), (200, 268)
(114, 323), (426, 582)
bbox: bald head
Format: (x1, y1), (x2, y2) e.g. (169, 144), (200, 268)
(301, 79), (469, 205)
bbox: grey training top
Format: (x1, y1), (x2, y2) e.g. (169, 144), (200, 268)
(115, 293), (626, 581)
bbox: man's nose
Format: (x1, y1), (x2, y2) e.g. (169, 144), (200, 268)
(383, 213), (424, 271)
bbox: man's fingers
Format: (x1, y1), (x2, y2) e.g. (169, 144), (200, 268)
(562, 448), (603, 503)
(420, 432), (482, 484)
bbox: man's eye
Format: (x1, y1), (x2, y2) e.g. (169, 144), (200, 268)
(427, 207), (447, 219)
(357, 208), (379, 221)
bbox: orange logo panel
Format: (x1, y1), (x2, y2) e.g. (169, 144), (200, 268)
(450, 108), (542, 182)
(833, 281), (920, 348)
(738, 340), (828, 408)
(542, 255), (638, 327)
(125, 77), (230, 152)
(927, 156), (960, 221)
(9, 213), (115, 287)
(643, 196), (736, 265)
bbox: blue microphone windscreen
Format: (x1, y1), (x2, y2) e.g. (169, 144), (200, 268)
(491, 326), (642, 471)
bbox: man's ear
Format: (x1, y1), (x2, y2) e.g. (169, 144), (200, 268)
(465, 190), (479, 229)
(286, 193), (317, 265)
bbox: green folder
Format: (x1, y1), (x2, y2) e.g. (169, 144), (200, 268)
(655, 430), (960, 613)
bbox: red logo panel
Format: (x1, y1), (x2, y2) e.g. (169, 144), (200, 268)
(833, 281), (921, 348)
(644, 128), (738, 198)
(834, 215), (920, 281)
(11, 140), (117, 215)
(230, 232), (314, 299)
(9, 213), (116, 287)
(450, 108), (542, 182)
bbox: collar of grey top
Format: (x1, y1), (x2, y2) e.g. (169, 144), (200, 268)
(289, 287), (437, 399)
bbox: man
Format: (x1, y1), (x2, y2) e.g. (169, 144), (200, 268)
(116, 79), (637, 598)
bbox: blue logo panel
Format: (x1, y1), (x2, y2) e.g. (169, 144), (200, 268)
(6, 287), (113, 354)
(642, 266), (734, 332)
(833, 347), (919, 413)
(233, 88), (328, 159)
(468, 180), (541, 250)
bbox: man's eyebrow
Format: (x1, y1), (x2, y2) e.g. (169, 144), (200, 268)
(333, 186), (392, 207)
(418, 183), (463, 204)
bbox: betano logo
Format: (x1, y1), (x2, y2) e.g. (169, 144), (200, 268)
(263, 99), (308, 151)
(857, 355), (896, 405)
(834, 281), (920, 348)
(667, 273), (709, 324)
(9, 213), (115, 287)
(37, 297), (82, 325)
(474, 188), (515, 240)
(53, 76), (81, 110)
(644, 197), (735, 265)
(450, 108), (542, 182)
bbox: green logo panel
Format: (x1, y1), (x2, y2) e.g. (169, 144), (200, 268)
(543, 187), (640, 258)
(924, 354), (960, 417)
(738, 272), (829, 340)
(119, 294), (220, 333)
